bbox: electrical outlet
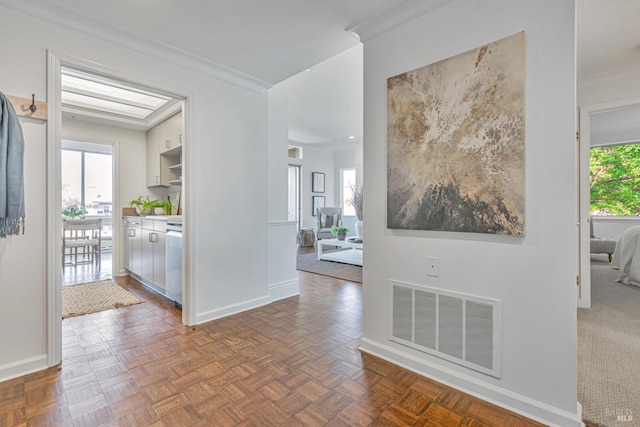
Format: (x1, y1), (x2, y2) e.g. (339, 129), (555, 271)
(427, 256), (439, 277)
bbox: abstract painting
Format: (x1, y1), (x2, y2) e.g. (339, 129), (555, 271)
(387, 32), (525, 235)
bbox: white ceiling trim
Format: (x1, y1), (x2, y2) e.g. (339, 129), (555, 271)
(0, 0), (271, 93)
(346, 0), (453, 43)
(579, 63), (640, 90)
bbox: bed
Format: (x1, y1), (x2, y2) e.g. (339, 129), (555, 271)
(612, 225), (640, 286)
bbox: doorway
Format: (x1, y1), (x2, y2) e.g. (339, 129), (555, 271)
(47, 52), (192, 366)
(578, 97), (640, 307)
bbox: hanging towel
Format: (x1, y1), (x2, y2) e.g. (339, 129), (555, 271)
(0, 91), (25, 238)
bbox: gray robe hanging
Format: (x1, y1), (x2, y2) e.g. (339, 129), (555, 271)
(0, 91), (25, 238)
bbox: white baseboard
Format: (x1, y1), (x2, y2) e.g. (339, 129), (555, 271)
(0, 354), (49, 383)
(195, 295), (271, 325)
(359, 338), (583, 427)
(269, 279), (299, 302)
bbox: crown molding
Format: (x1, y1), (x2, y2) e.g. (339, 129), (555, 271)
(579, 63), (640, 90)
(0, 0), (271, 93)
(346, 0), (454, 43)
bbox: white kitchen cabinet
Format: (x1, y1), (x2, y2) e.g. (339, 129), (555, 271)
(146, 125), (162, 187)
(159, 112), (182, 154)
(141, 219), (166, 291)
(125, 217), (167, 291)
(124, 217), (142, 276)
(141, 227), (155, 285)
(153, 230), (166, 288)
(146, 112), (182, 188)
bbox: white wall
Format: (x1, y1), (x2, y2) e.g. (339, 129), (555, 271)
(360, 1), (579, 425)
(592, 217), (640, 242)
(289, 144), (336, 231)
(266, 81), (298, 300)
(0, 4), (270, 379)
(61, 118), (150, 275)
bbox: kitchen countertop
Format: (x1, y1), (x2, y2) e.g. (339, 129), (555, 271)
(123, 215), (182, 221)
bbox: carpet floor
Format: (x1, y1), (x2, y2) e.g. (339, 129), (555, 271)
(62, 279), (145, 319)
(297, 248), (362, 283)
(578, 255), (640, 426)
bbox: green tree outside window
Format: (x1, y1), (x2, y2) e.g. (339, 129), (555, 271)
(590, 143), (640, 216)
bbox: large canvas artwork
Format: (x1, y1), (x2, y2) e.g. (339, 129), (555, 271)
(387, 32), (525, 235)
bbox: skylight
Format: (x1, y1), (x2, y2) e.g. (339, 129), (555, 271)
(61, 69), (170, 120)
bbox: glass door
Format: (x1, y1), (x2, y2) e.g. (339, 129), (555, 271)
(61, 140), (113, 284)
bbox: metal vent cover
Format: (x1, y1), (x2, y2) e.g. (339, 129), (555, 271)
(389, 280), (501, 378)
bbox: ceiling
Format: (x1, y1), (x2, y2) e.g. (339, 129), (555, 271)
(16, 0), (640, 143)
(31, 0), (403, 85)
(285, 44), (363, 147)
(577, 0), (640, 81)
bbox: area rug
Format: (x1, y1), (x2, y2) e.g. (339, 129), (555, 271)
(297, 249), (362, 283)
(62, 279), (145, 319)
(578, 256), (640, 426)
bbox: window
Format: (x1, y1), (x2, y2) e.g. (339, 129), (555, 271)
(288, 165), (301, 227)
(341, 168), (356, 216)
(590, 142), (640, 216)
(62, 141), (113, 217)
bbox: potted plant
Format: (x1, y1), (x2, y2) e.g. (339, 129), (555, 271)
(62, 206), (84, 219)
(148, 199), (173, 215)
(331, 225), (349, 241)
(130, 196), (152, 215)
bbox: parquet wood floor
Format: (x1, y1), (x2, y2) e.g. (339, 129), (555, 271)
(1, 272), (547, 426)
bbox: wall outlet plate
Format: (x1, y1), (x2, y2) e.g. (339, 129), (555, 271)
(427, 256), (439, 277)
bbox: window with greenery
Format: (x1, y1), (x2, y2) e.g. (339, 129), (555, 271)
(590, 143), (640, 216)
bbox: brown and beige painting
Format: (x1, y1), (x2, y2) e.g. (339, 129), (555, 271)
(387, 32), (525, 235)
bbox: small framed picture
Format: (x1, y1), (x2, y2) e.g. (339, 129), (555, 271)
(312, 196), (325, 216)
(312, 172), (325, 193)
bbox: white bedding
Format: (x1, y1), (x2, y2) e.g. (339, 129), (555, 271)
(612, 225), (640, 286)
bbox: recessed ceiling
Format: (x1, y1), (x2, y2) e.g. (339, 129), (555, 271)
(61, 68), (182, 130)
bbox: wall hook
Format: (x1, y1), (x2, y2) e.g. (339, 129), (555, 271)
(29, 94), (37, 113)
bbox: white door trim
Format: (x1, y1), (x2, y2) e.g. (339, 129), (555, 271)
(46, 50), (196, 367)
(578, 96), (640, 308)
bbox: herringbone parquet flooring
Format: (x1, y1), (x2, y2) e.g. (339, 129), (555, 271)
(0, 272), (544, 426)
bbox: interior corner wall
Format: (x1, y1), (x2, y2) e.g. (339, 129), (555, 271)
(61, 118), (150, 275)
(361, 0), (579, 425)
(268, 83), (290, 223)
(266, 82), (298, 299)
(0, 4), (269, 379)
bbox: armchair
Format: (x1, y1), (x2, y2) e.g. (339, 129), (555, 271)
(316, 207), (342, 240)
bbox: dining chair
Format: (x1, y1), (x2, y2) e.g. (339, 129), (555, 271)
(62, 218), (102, 272)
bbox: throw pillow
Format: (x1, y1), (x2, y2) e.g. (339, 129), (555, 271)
(321, 213), (336, 228)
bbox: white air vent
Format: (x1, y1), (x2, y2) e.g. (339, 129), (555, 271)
(389, 280), (501, 378)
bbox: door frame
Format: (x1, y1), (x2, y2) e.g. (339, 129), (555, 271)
(578, 96), (640, 308)
(47, 51), (195, 366)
